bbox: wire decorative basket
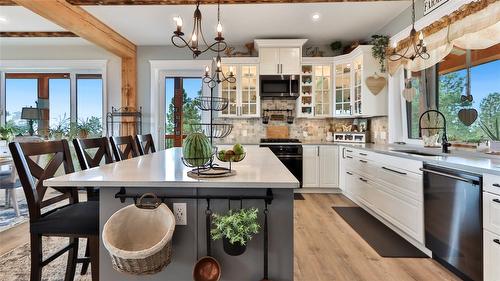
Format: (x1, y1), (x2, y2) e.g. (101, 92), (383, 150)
(216, 151), (246, 163)
(194, 96), (229, 112)
(189, 123), (233, 139)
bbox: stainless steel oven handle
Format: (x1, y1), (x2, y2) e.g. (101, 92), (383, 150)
(419, 168), (479, 184)
(276, 155), (302, 159)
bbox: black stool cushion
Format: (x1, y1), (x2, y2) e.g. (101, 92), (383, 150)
(31, 201), (99, 235)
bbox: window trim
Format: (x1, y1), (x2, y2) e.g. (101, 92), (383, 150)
(0, 60), (107, 135)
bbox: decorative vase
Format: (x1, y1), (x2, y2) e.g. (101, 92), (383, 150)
(490, 140), (500, 152)
(222, 237), (246, 256)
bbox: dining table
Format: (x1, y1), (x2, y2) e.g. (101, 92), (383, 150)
(44, 146), (299, 281)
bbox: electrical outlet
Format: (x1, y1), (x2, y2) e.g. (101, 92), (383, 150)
(173, 203), (187, 225)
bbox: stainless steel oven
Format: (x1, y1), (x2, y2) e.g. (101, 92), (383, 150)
(260, 139), (302, 187)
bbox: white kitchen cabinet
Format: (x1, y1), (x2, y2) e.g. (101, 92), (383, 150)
(484, 230), (500, 281)
(303, 145), (339, 188)
(483, 191), (500, 234)
(339, 146), (424, 243)
(333, 45), (388, 117)
(297, 60), (333, 118)
(319, 146), (338, 188)
(302, 145), (320, 188)
(258, 47), (301, 75)
(219, 58), (260, 118)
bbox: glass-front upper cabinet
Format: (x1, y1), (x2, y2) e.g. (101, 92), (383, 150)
(219, 59), (260, 118)
(352, 56), (363, 115)
(335, 63), (352, 116)
(240, 65), (258, 116)
(220, 65), (238, 117)
(314, 65), (331, 116)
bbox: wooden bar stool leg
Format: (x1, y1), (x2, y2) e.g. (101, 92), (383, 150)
(81, 240), (90, 275)
(30, 234), (42, 281)
(64, 238), (78, 281)
(88, 235), (99, 281)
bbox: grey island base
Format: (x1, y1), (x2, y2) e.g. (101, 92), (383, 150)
(44, 147), (299, 281)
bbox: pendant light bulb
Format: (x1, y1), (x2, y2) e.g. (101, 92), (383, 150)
(192, 33), (197, 42)
(217, 59), (221, 68)
(217, 22), (222, 33)
(176, 17), (183, 28)
(418, 32), (424, 41)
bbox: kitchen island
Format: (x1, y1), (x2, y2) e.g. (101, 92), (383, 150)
(45, 146), (299, 281)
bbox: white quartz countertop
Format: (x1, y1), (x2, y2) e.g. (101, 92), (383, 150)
(44, 147), (299, 189)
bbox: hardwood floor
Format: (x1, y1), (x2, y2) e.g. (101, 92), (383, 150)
(1, 193), (460, 280)
(294, 193), (460, 281)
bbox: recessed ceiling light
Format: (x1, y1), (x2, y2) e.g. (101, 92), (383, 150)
(312, 13), (320, 21)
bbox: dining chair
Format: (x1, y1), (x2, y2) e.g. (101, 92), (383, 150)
(72, 137), (113, 275)
(73, 137), (114, 200)
(135, 134), (156, 155)
(109, 135), (139, 161)
(9, 140), (99, 281)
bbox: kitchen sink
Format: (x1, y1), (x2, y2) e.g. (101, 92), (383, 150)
(391, 149), (441, 157)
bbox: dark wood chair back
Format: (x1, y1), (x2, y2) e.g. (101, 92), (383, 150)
(73, 137), (114, 170)
(110, 136), (139, 161)
(135, 134), (156, 155)
(8, 140), (78, 221)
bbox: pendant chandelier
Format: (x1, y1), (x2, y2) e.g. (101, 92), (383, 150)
(171, 0), (227, 58)
(389, 0), (430, 62)
(203, 55), (236, 89)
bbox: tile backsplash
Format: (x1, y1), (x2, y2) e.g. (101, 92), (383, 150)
(215, 100), (388, 144)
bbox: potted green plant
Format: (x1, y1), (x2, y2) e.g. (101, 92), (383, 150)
(0, 125), (14, 143)
(330, 41), (342, 56)
(369, 34), (390, 73)
(50, 114), (69, 140)
(480, 118), (500, 152)
(211, 208), (260, 256)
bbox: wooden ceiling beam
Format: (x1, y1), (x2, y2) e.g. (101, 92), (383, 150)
(0, 0), (406, 5)
(0, 31), (77, 37)
(11, 0), (136, 58)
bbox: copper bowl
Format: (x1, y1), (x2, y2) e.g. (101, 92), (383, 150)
(193, 256), (221, 281)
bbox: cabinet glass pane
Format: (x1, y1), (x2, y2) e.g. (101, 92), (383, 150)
(250, 104), (256, 114)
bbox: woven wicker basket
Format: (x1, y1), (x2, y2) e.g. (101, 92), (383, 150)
(102, 194), (175, 275)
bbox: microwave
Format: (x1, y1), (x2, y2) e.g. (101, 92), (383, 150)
(260, 75), (299, 99)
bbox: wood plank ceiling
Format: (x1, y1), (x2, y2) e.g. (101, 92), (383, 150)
(0, 0), (404, 5)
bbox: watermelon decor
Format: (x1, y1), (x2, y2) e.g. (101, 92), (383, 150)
(182, 132), (213, 167)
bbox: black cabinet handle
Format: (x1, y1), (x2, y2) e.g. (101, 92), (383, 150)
(359, 177), (368, 183)
(346, 172), (353, 175)
(359, 160), (368, 163)
(359, 153), (368, 156)
(346, 150), (353, 153)
(346, 156), (353, 159)
(493, 199), (500, 204)
(493, 183), (500, 188)
(494, 239), (500, 245)
(382, 166), (407, 175)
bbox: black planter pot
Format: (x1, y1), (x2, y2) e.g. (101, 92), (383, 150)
(222, 237), (246, 256)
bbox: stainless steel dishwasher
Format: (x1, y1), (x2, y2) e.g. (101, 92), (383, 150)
(422, 164), (482, 281)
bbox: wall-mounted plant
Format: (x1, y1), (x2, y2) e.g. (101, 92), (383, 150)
(370, 35), (390, 73)
(329, 41), (342, 55)
(211, 208), (260, 256)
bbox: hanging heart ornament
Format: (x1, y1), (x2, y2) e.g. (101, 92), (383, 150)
(365, 73), (387, 96)
(458, 108), (478, 126)
(402, 78), (416, 102)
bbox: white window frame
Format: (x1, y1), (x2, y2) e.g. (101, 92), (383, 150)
(0, 60), (107, 134)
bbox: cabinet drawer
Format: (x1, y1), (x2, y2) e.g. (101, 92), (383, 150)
(484, 191), (500, 234)
(484, 174), (500, 196)
(484, 230), (500, 281)
(376, 165), (422, 202)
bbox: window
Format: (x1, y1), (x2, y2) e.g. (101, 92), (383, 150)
(164, 77), (202, 148)
(77, 74), (103, 137)
(405, 44), (499, 143)
(437, 45), (499, 143)
(5, 78), (38, 135)
(2, 72), (104, 138)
